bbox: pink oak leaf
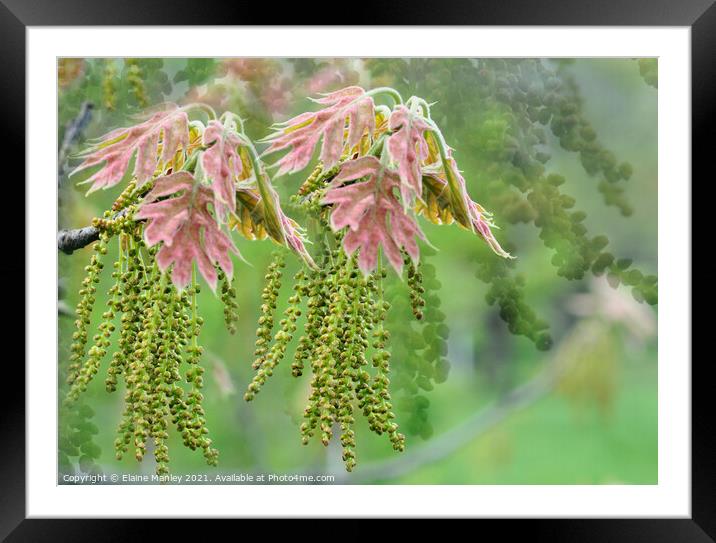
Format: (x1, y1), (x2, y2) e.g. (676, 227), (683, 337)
(253, 179), (316, 269)
(386, 105), (431, 204)
(257, 171), (317, 268)
(201, 119), (243, 220)
(421, 165), (512, 259)
(322, 156), (425, 275)
(135, 171), (239, 291)
(279, 210), (315, 268)
(73, 104), (189, 193)
(262, 86), (375, 176)
(231, 187), (315, 268)
(468, 199), (512, 259)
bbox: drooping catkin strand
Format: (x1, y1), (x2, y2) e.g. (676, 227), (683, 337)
(245, 252), (285, 400)
(219, 268), (239, 334)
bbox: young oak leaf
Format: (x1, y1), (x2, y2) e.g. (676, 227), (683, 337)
(201, 119), (243, 221)
(420, 168), (512, 259)
(442, 154), (510, 256)
(229, 188), (315, 268)
(322, 156), (425, 275)
(262, 86), (375, 176)
(386, 105), (431, 205)
(135, 171), (239, 291)
(279, 211), (315, 268)
(72, 104), (189, 193)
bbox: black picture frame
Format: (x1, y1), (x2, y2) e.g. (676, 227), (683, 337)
(5, 1), (703, 538)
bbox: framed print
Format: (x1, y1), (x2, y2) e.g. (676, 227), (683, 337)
(5, 0), (705, 537)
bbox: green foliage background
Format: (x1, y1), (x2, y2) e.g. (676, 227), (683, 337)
(58, 58), (657, 484)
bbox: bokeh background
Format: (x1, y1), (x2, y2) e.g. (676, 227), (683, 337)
(58, 58), (657, 484)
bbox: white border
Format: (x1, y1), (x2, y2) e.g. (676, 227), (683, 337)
(27, 27), (690, 518)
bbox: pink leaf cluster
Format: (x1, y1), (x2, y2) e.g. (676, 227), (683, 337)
(135, 171), (238, 290)
(263, 86), (375, 176)
(73, 104), (189, 193)
(322, 156), (424, 275)
(386, 105), (431, 204)
(385, 105), (511, 260)
(443, 153), (511, 257)
(423, 169), (512, 259)
(201, 119), (243, 220)
(248, 178), (316, 268)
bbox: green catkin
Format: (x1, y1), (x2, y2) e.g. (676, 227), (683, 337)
(293, 253), (329, 377)
(115, 259), (218, 470)
(183, 279), (219, 466)
(113, 238), (146, 460)
(93, 204), (140, 236)
(70, 266), (116, 398)
(299, 256), (334, 444)
(218, 269), (239, 334)
(367, 269), (405, 452)
(244, 203), (409, 470)
(266, 269), (305, 373)
(296, 162), (342, 198)
(310, 247), (347, 448)
(106, 234), (142, 393)
(125, 59), (148, 108)
(166, 289), (195, 453)
(406, 257), (426, 320)
(319, 241), (350, 446)
(105, 250), (126, 391)
(102, 60), (117, 111)
(247, 252), (285, 386)
(67, 233), (108, 392)
(334, 255), (364, 470)
(111, 179), (138, 212)
(148, 279), (177, 476)
(289, 163), (342, 222)
(66, 218), (218, 475)
(298, 162), (325, 196)
(128, 247), (156, 463)
(245, 227), (406, 469)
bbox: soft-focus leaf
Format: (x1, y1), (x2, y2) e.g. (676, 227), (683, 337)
(262, 86), (375, 176)
(135, 171), (238, 290)
(174, 58), (220, 86)
(323, 156), (425, 275)
(72, 104), (189, 192)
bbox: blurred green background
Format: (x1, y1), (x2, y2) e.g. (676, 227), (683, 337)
(58, 58), (657, 484)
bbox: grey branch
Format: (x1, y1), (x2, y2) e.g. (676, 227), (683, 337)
(57, 225), (101, 254)
(58, 208), (133, 254)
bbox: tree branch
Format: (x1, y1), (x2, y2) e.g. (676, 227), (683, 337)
(57, 208), (134, 254)
(57, 225), (101, 255)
